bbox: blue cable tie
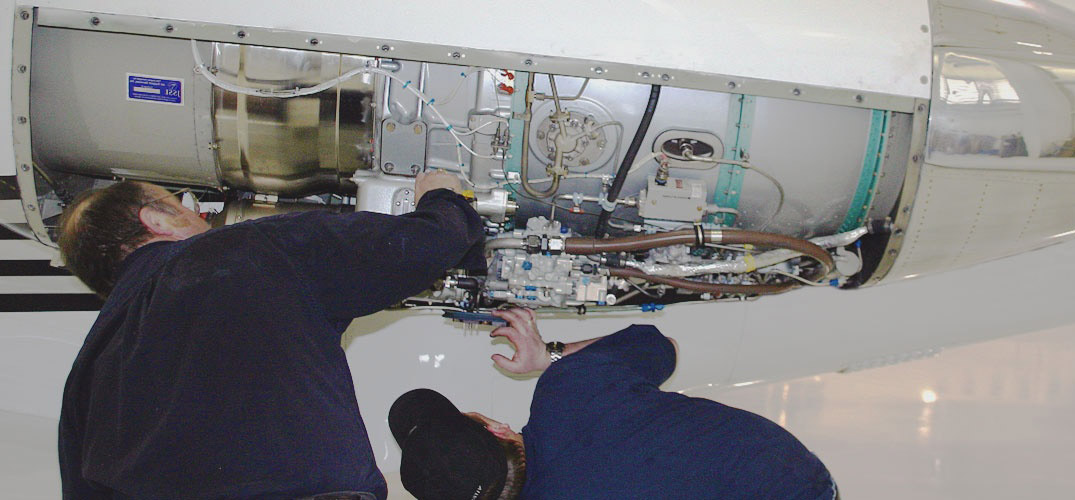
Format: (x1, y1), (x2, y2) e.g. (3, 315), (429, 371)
(446, 125), (453, 131)
(460, 72), (466, 77)
(459, 163), (465, 167)
(428, 98), (435, 105)
(402, 80), (411, 88)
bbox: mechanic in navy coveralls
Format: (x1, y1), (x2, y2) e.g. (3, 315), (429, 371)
(390, 307), (838, 500)
(56, 171), (483, 499)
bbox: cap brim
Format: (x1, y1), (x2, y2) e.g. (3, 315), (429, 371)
(389, 388), (466, 446)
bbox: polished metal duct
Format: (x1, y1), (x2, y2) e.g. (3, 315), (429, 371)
(30, 27), (377, 196)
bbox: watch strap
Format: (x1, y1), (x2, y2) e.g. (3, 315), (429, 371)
(546, 341), (566, 363)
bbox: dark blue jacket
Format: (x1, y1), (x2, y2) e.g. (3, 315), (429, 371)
(59, 189), (485, 499)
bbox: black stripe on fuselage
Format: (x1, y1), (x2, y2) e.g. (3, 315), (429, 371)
(0, 293), (102, 312)
(0, 260), (71, 276)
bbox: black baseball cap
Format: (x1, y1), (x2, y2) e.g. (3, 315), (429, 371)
(389, 389), (507, 500)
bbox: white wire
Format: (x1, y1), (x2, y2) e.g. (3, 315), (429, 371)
(625, 151), (666, 176)
(434, 68), (480, 106)
(680, 152), (785, 231)
(763, 269), (828, 287)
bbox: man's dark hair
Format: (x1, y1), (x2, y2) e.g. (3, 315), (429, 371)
(58, 181), (158, 298)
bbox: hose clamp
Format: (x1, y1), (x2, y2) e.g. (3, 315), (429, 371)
(693, 222), (706, 247)
(598, 197), (618, 212)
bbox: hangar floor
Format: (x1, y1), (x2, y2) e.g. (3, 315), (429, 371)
(6, 323), (1073, 499)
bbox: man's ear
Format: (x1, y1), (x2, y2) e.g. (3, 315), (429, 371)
(138, 205), (178, 237)
(485, 421), (517, 441)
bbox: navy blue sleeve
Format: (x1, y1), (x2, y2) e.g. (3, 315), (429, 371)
(558, 324), (677, 386)
(246, 189), (485, 322)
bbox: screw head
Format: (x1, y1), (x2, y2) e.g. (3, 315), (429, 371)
(902, 205), (912, 214)
(20, 11), (29, 20)
(894, 228), (904, 236)
(17, 116), (27, 124)
(523, 59), (533, 66)
(17, 65), (27, 74)
(385, 122), (396, 133)
(888, 249), (898, 256)
(791, 88), (801, 96)
(380, 44), (392, 52)
(309, 38), (320, 46)
(165, 24), (174, 33)
(593, 67), (605, 75)
(236, 30), (247, 39)
(410, 164), (421, 174)
(384, 162), (395, 172)
(912, 154), (921, 163)
(26, 204), (36, 212)
(20, 164), (29, 172)
(90, 16), (100, 26)
(855, 94), (865, 103)
(640, 71), (651, 78)
(917, 103), (927, 113)
(450, 51), (461, 59)
(413, 124), (424, 135)
(726, 81), (737, 89)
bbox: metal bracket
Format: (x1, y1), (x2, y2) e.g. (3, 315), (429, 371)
(11, 7), (53, 247)
(867, 99), (931, 286)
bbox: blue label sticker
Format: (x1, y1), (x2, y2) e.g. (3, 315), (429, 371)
(126, 74), (183, 105)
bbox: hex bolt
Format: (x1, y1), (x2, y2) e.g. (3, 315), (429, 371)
(450, 51), (461, 59)
(309, 38), (320, 46)
(17, 116), (27, 124)
(20, 10), (29, 20)
(17, 65), (27, 74)
(165, 24), (174, 33)
(385, 122), (396, 133)
(90, 17), (101, 26)
(536, 131), (546, 140)
(413, 124), (423, 135)
(237, 30), (247, 39)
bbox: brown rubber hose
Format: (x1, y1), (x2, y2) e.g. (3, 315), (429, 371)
(566, 229), (835, 293)
(609, 267), (796, 295)
(565, 229), (834, 279)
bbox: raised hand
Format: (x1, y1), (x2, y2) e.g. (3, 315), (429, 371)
(415, 170), (462, 201)
(489, 308), (551, 374)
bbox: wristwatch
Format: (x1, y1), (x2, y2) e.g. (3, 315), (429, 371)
(546, 341), (566, 363)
